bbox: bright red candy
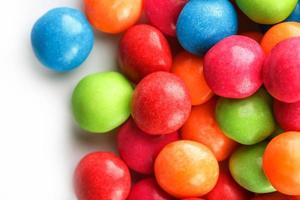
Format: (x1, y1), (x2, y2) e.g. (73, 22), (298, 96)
(204, 35), (264, 98)
(74, 152), (131, 200)
(263, 37), (300, 103)
(145, 0), (187, 36)
(132, 72), (191, 135)
(119, 24), (172, 83)
(251, 192), (300, 200)
(117, 119), (179, 174)
(127, 178), (175, 200)
(274, 100), (300, 131)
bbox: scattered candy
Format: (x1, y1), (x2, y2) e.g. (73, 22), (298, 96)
(274, 100), (300, 131)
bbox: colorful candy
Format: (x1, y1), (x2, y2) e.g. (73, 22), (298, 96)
(154, 140), (219, 198)
(84, 0), (142, 33)
(204, 35), (264, 99)
(274, 100), (300, 131)
(117, 119), (179, 174)
(74, 152), (131, 200)
(119, 24), (172, 83)
(72, 72), (133, 133)
(132, 72), (191, 135)
(176, 0), (238, 55)
(31, 7), (94, 72)
(172, 51), (213, 105)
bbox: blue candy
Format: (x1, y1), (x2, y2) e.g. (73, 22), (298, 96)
(286, 0), (300, 22)
(31, 7), (94, 72)
(176, 0), (238, 55)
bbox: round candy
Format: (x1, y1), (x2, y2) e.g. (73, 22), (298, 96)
(117, 119), (179, 174)
(132, 72), (191, 135)
(236, 0), (297, 24)
(74, 152), (131, 200)
(84, 0), (142, 33)
(274, 100), (300, 131)
(263, 37), (300, 103)
(127, 178), (174, 200)
(119, 24), (172, 83)
(176, 0), (238, 55)
(154, 140), (219, 198)
(145, 0), (187, 37)
(181, 98), (237, 161)
(204, 35), (264, 99)
(261, 22), (300, 54)
(31, 7), (94, 72)
(286, 1), (300, 22)
(216, 89), (276, 145)
(72, 71), (133, 133)
(251, 192), (300, 200)
(229, 142), (275, 193)
(240, 32), (263, 43)
(172, 51), (213, 105)
(263, 131), (300, 195)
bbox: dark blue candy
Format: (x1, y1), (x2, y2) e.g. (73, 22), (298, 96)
(31, 7), (94, 72)
(176, 0), (238, 56)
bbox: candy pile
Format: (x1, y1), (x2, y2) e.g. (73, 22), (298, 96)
(31, 0), (300, 199)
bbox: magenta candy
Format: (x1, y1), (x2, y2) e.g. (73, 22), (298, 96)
(145, 0), (187, 37)
(119, 24), (172, 83)
(204, 35), (264, 98)
(274, 100), (300, 131)
(117, 119), (179, 174)
(132, 71), (191, 135)
(263, 37), (300, 103)
(127, 178), (175, 200)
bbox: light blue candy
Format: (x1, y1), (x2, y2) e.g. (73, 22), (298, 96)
(176, 0), (238, 55)
(31, 7), (94, 72)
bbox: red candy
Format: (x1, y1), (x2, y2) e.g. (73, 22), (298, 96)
(251, 192), (300, 200)
(119, 24), (172, 83)
(127, 178), (175, 200)
(117, 119), (179, 174)
(132, 72), (191, 135)
(263, 37), (300, 103)
(274, 100), (300, 131)
(145, 0), (187, 36)
(182, 199), (206, 200)
(74, 152), (131, 200)
(204, 35), (264, 98)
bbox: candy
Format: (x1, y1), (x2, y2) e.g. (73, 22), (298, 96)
(236, 0), (297, 24)
(182, 199), (206, 200)
(204, 35), (264, 99)
(229, 142), (275, 193)
(274, 100), (300, 131)
(181, 98), (237, 161)
(132, 72), (191, 135)
(176, 0), (238, 55)
(172, 51), (213, 105)
(74, 152), (131, 200)
(263, 37), (300, 103)
(286, 1), (300, 22)
(216, 89), (276, 145)
(145, 0), (187, 37)
(72, 71), (133, 133)
(154, 140), (219, 198)
(31, 7), (94, 72)
(84, 0), (142, 34)
(119, 24), (172, 83)
(251, 192), (300, 200)
(127, 178), (175, 200)
(117, 119), (179, 174)
(261, 22), (300, 54)
(263, 131), (300, 195)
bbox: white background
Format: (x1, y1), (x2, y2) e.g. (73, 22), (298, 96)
(0, 1), (121, 199)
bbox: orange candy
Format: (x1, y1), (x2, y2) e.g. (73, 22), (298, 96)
(263, 131), (300, 195)
(154, 140), (219, 198)
(240, 31), (263, 43)
(181, 98), (237, 161)
(172, 51), (213, 105)
(84, 0), (143, 34)
(261, 22), (300, 54)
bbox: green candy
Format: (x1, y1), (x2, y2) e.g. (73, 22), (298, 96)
(216, 89), (276, 145)
(72, 71), (133, 133)
(229, 142), (276, 193)
(236, 0), (297, 24)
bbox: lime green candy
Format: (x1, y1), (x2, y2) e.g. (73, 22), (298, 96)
(236, 0), (297, 24)
(229, 142), (276, 193)
(216, 89), (276, 145)
(72, 71), (133, 133)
